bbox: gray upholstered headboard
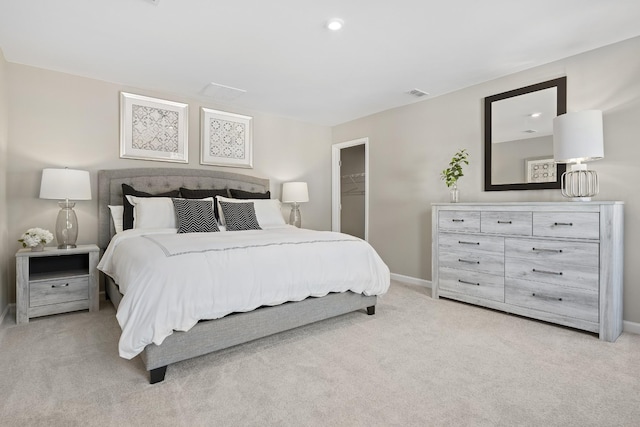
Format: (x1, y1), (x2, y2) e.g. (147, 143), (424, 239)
(98, 168), (270, 250)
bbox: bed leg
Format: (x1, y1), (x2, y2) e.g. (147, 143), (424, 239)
(149, 366), (167, 384)
(366, 305), (375, 315)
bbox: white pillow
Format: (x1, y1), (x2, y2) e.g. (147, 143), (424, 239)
(217, 196), (286, 227)
(126, 196), (176, 229)
(108, 205), (124, 234)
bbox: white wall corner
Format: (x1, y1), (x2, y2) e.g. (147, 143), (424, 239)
(390, 273), (431, 289)
(623, 320), (640, 336)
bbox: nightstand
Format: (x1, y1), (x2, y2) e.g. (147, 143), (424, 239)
(15, 244), (100, 324)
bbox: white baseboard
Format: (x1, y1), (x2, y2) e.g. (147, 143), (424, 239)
(390, 273), (431, 289)
(623, 320), (640, 335)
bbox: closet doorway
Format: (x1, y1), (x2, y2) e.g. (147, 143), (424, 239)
(332, 138), (369, 241)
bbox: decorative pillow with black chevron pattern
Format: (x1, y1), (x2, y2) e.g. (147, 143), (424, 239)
(172, 198), (220, 233)
(219, 201), (262, 231)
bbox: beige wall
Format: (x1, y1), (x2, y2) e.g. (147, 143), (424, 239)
(333, 36), (640, 324)
(0, 49), (8, 319)
(4, 63), (332, 303)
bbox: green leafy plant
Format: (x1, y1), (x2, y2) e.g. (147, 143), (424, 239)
(440, 149), (469, 188)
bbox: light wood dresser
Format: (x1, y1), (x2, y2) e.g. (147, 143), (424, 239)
(16, 244), (100, 324)
(432, 202), (624, 342)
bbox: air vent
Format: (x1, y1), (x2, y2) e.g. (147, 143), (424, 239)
(202, 82), (247, 101)
(408, 88), (429, 98)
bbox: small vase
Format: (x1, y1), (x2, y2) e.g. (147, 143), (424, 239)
(449, 184), (459, 203)
(31, 243), (44, 252)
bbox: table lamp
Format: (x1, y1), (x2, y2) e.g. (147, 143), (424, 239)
(553, 110), (604, 201)
(282, 182), (309, 228)
(39, 168), (92, 248)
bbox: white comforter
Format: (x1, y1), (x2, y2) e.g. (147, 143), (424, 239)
(98, 226), (390, 359)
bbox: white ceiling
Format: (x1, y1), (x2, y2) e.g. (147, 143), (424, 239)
(1, 0), (640, 126)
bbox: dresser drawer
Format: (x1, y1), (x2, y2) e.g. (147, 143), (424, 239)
(481, 211), (532, 236)
(438, 211), (480, 233)
(439, 268), (504, 302)
(533, 212), (599, 239)
(29, 276), (89, 308)
(505, 278), (598, 323)
(505, 238), (599, 267)
(505, 257), (598, 291)
(439, 251), (504, 275)
(439, 232), (504, 255)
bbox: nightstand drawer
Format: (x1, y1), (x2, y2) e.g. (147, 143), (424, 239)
(29, 276), (89, 307)
(481, 211), (532, 236)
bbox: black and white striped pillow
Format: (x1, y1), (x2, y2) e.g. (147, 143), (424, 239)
(219, 201), (262, 231)
(172, 198), (220, 233)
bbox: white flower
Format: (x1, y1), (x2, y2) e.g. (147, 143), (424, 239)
(18, 227), (54, 248)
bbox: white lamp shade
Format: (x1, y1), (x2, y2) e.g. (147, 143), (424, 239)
(282, 182), (309, 203)
(40, 168), (92, 200)
(553, 110), (604, 163)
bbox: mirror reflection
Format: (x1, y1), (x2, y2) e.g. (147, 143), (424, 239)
(484, 77), (567, 191)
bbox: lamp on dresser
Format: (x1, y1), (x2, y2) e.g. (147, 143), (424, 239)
(553, 110), (604, 201)
(282, 182), (309, 228)
(39, 168), (92, 249)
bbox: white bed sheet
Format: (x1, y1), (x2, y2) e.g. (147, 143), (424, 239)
(98, 226), (390, 359)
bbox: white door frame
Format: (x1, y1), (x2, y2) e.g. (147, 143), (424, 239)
(332, 137), (369, 241)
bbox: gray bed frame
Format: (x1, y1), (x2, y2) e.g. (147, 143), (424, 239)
(98, 168), (377, 384)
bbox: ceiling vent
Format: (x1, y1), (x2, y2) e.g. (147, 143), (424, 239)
(408, 88), (429, 98)
(202, 82), (247, 101)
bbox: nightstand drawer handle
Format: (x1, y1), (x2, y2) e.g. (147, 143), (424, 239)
(458, 240), (480, 245)
(52, 283), (69, 288)
(532, 268), (562, 276)
(532, 247), (563, 253)
(532, 293), (563, 302)
(497, 220), (512, 224)
(553, 222), (573, 226)
(458, 259), (480, 264)
(458, 279), (480, 286)
(451, 219), (464, 222)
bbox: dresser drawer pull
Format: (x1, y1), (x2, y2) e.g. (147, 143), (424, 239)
(51, 283), (70, 288)
(553, 222), (573, 226)
(532, 293), (563, 302)
(458, 240), (480, 245)
(458, 279), (480, 286)
(497, 220), (512, 224)
(458, 259), (480, 264)
(451, 219), (464, 222)
(532, 247), (563, 253)
(532, 268), (563, 276)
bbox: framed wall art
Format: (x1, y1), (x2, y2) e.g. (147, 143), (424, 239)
(120, 92), (188, 163)
(200, 107), (253, 168)
(525, 157), (557, 183)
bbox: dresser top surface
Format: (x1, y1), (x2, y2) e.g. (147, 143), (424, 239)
(432, 201), (623, 207)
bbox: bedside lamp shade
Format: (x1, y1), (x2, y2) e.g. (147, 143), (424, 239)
(553, 111), (604, 201)
(40, 168), (92, 248)
(282, 182), (309, 228)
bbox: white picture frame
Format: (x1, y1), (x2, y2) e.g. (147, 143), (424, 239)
(200, 107), (253, 168)
(120, 92), (188, 163)
(525, 157), (557, 183)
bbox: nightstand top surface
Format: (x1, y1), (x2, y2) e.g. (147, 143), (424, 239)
(16, 244), (99, 257)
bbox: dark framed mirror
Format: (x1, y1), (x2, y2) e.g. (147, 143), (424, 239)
(484, 77), (567, 191)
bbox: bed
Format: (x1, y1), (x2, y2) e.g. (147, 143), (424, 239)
(97, 168), (390, 383)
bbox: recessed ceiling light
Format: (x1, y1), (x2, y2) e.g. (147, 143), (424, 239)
(530, 112), (542, 118)
(326, 18), (344, 31)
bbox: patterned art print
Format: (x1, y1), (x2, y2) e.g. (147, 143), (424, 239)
(208, 118), (246, 160)
(120, 92), (188, 163)
(200, 107), (253, 168)
(132, 105), (179, 153)
(526, 158), (557, 183)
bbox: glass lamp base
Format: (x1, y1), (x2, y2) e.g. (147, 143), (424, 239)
(56, 200), (79, 249)
(289, 203), (302, 228)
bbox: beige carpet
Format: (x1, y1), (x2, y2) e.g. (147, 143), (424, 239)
(1, 281), (639, 426)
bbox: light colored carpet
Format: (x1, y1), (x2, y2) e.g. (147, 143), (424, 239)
(1, 281), (639, 426)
